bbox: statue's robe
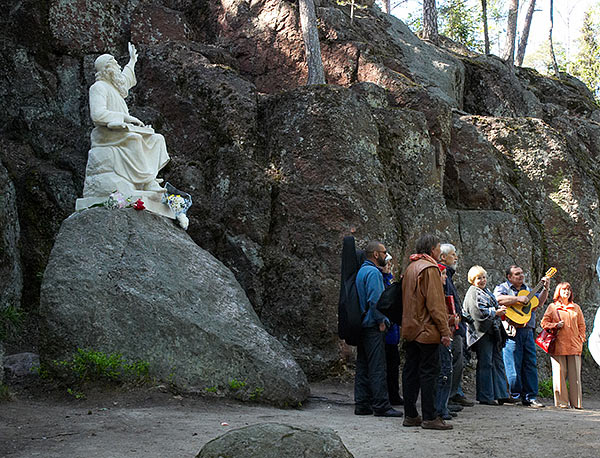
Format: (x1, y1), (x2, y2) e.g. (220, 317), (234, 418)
(83, 63), (169, 197)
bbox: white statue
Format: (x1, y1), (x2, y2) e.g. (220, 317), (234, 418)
(76, 43), (177, 221)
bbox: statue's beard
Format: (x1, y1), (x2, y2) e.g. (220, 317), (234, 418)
(97, 65), (128, 98)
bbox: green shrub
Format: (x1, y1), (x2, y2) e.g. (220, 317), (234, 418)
(228, 378), (246, 391)
(44, 348), (150, 385)
(539, 378), (553, 398)
(0, 383), (13, 401)
(66, 387), (86, 400)
(249, 387), (264, 401)
(0, 305), (23, 341)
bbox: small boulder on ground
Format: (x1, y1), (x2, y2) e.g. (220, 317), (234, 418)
(3, 352), (40, 381)
(196, 423), (354, 458)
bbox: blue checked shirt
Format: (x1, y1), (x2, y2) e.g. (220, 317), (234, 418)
(493, 280), (538, 329)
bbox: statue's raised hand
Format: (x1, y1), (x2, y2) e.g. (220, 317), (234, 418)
(128, 42), (138, 64)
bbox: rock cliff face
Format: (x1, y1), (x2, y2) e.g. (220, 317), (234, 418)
(2, 0), (600, 380)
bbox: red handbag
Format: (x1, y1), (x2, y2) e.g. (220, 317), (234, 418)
(535, 328), (557, 353)
(535, 307), (560, 354)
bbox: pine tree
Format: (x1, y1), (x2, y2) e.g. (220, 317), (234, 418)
(299, 0), (325, 85)
(423, 0), (439, 43)
(516, 0), (537, 67)
(570, 8), (600, 99)
(503, 0), (519, 68)
(481, 0), (490, 55)
(438, 0), (480, 49)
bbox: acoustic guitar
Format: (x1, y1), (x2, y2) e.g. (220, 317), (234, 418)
(504, 267), (557, 325)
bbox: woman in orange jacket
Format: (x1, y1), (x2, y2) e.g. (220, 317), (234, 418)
(540, 282), (586, 408)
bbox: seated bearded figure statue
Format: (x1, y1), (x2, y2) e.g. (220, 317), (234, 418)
(76, 43), (175, 220)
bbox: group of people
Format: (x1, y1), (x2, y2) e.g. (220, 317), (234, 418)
(353, 234), (588, 431)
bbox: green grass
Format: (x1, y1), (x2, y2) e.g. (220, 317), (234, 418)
(43, 348), (151, 387)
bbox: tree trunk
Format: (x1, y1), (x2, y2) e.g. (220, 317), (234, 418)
(299, 0), (325, 85)
(481, 0), (490, 55)
(548, 0), (560, 77)
(503, 0), (519, 68)
(383, 0), (391, 14)
(422, 0), (439, 43)
(516, 0), (536, 66)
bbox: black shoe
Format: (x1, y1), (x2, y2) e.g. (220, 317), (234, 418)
(479, 400), (499, 406)
(448, 404), (463, 412)
(374, 407), (403, 417)
(354, 406), (373, 415)
(498, 397), (518, 405)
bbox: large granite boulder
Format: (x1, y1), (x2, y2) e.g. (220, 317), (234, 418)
(461, 55), (543, 117)
(39, 207), (309, 405)
(196, 423), (354, 458)
(319, 3), (464, 108)
(452, 210), (535, 288)
(257, 84), (400, 375)
(445, 114), (523, 213)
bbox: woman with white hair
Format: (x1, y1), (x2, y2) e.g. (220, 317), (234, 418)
(463, 265), (510, 405)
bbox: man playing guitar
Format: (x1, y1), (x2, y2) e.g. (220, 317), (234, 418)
(494, 265), (550, 408)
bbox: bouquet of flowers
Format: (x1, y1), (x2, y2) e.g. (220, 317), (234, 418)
(162, 182), (192, 230)
(105, 191), (129, 209)
(85, 191), (145, 212)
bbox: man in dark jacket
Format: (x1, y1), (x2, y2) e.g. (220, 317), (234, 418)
(354, 241), (403, 417)
(440, 243), (475, 408)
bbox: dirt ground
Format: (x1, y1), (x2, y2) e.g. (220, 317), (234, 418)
(2, 381), (600, 458)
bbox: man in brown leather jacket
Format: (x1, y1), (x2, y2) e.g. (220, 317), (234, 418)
(401, 234), (453, 430)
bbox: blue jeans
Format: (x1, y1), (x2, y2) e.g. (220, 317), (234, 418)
(502, 327), (538, 401)
(435, 344), (453, 416)
(474, 332), (509, 402)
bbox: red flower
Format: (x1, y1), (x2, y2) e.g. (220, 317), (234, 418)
(133, 199), (145, 211)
